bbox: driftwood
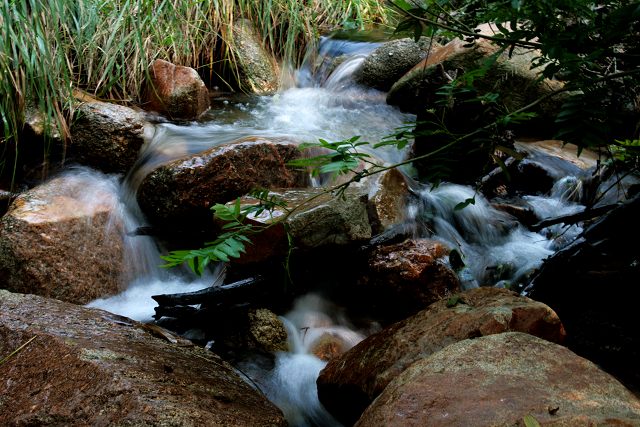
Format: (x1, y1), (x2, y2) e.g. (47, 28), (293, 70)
(151, 276), (267, 322)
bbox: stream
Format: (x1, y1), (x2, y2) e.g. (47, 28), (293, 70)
(80, 35), (596, 426)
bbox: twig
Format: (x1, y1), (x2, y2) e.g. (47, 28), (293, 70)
(0, 336), (37, 366)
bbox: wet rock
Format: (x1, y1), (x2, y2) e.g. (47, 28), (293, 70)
(232, 19), (280, 94)
(366, 168), (409, 234)
(358, 238), (460, 318)
(70, 97), (149, 173)
(0, 171), (125, 304)
(355, 37), (436, 92)
(317, 287), (565, 426)
(528, 194), (640, 392)
(355, 332), (640, 427)
(137, 137), (308, 228)
(0, 290), (286, 426)
(247, 308), (289, 353)
(143, 59), (210, 120)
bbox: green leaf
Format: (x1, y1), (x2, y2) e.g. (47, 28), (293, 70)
(454, 197), (476, 211)
(523, 415), (541, 427)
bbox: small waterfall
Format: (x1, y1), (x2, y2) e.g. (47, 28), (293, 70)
(239, 294), (366, 427)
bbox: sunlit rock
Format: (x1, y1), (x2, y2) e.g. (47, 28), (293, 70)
(0, 290), (287, 426)
(355, 332), (640, 427)
(142, 59), (210, 120)
(357, 238), (460, 319)
(317, 287), (566, 426)
(232, 19), (280, 94)
(387, 34), (564, 116)
(0, 170), (125, 304)
(354, 37), (438, 91)
(70, 95), (150, 173)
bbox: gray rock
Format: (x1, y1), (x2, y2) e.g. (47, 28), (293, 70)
(70, 98), (150, 173)
(355, 37), (436, 91)
(232, 19), (280, 94)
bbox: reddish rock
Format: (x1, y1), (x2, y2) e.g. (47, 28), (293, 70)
(355, 332), (640, 427)
(137, 137), (308, 227)
(143, 59), (210, 120)
(366, 168), (409, 234)
(359, 238), (460, 317)
(0, 171), (125, 304)
(317, 287), (566, 426)
(0, 290), (286, 426)
(70, 97), (149, 174)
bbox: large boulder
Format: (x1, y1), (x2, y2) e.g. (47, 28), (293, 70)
(355, 332), (640, 427)
(387, 36), (563, 116)
(358, 238), (460, 318)
(137, 137), (308, 227)
(354, 38), (436, 92)
(232, 19), (280, 94)
(317, 287), (566, 426)
(143, 59), (210, 120)
(70, 96), (150, 174)
(0, 290), (286, 426)
(0, 170), (125, 304)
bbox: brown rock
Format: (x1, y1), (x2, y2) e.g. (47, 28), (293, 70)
(143, 59), (210, 120)
(367, 168), (409, 234)
(359, 238), (460, 317)
(317, 287), (566, 426)
(355, 332), (640, 427)
(0, 171), (125, 304)
(137, 137), (308, 227)
(70, 98), (149, 174)
(0, 290), (286, 426)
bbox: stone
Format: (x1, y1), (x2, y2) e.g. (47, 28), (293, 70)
(0, 170), (125, 304)
(355, 332), (640, 427)
(387, 37), (564, 116)
(247, 308), (289, 353)
(366, 168), (409, 234)
(137, 137), (308, 227)
(70, 97), (149, 174)
(358, 238), (460, 318)
(317, 287), (566, 426)
(0, 290), (286, 426)
(232, 19), (280, 94)
(355, 38), (437, 91)
(143, 59), (210, 120)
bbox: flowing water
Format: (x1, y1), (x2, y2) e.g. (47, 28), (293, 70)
(74, 35), (603, 426)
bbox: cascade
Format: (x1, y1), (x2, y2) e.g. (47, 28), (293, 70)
(75, 34), (599, 426)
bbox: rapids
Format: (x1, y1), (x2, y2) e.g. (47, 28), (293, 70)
(81, 34), (595, 426)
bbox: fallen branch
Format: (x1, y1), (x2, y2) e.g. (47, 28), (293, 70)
(152, 276), (265, 307)
(530, 203), (620, 232)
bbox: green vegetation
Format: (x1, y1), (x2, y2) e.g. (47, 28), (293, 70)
(0, 0), (390, 182)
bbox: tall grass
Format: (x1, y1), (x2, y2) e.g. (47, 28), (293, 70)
(0, 0), (391, 186)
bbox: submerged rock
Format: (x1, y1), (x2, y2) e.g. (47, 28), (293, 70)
(70, 97), (149, 174)
(358, 238), (460, 318)
(0, 171), (125, 304)
(317, 287), (566, 426)
(137, 137), (308, 227)
(355, 37), (436, 92)
(355, 332), (640, 427)
(0, 290), (286, 426)
(143, 59), (210, 120)
(232, 19), (280, 94)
